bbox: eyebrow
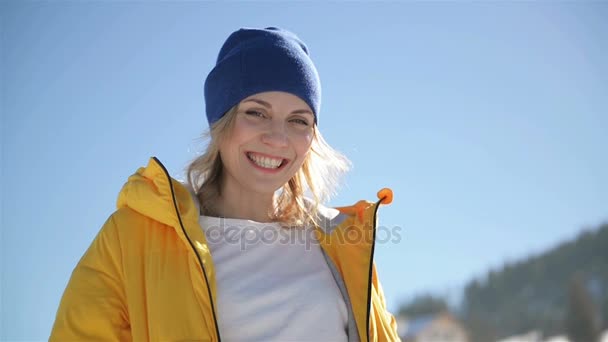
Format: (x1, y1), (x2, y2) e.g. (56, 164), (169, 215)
(242, 98), (314, 116)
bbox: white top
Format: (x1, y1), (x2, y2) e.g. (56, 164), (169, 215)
(199, 215), (348, 342)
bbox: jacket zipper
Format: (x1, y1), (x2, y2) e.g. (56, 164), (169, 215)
(365, 199), (383, 342)
(153, 157), (222, 342)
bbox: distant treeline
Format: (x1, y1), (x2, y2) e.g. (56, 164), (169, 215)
(398, 222), (608, 342)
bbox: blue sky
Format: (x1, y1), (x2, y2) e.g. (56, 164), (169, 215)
(2, 2), (607, 340)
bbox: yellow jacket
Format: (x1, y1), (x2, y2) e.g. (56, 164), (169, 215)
(50, 157), (401, 341)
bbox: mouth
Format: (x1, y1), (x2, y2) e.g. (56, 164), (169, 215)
(246, 152), (289, 171)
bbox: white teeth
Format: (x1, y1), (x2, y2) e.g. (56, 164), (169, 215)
(247, 153), (283, 169)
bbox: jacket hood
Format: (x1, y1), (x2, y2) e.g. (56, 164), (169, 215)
(116, 157), (199, 229)
(115, 157), (356, 234)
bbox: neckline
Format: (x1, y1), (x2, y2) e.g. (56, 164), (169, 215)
(199, 215), (283, 230)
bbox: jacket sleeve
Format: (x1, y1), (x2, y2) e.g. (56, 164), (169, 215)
(370, 263), (402, 341)
(50, 213), (131, 341)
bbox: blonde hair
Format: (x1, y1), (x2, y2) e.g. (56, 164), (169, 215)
(186, 105), (350, 226)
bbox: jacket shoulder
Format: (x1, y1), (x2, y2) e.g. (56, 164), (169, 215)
(103, 206), (172, 241)
(111, 206), (148, 225)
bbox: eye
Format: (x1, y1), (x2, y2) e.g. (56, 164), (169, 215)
(244, 110), (266, 118)
(289, 117), (310, 126)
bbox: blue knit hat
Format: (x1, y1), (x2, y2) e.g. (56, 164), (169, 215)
(204, 27), (321, 126)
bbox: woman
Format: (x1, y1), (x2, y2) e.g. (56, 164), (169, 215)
(51, 27), (400, 341)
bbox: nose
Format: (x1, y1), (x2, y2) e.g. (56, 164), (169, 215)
(261, 121), (288, 148)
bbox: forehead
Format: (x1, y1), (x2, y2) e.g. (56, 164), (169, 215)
(240, 91), (312, 113)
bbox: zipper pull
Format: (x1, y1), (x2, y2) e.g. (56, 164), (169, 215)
(377, 187), (393, 205)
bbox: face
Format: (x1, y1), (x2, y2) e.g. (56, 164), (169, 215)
(219, 91), (315, 197)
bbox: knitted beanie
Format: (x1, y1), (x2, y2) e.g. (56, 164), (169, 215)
(204, 27), (321, 126)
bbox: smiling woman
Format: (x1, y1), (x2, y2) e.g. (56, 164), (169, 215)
(50, 27), (401, 341)
(191, 91), (348, 225)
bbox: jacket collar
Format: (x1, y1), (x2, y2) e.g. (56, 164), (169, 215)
(116, 157), (376, 238)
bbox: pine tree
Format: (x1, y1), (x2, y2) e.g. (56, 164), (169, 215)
(565, 275), (600, 342)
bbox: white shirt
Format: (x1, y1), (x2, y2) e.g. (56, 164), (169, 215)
(199, 215), (348, 342)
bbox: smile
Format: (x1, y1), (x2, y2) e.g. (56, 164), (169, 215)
(246, 152), (288, 170)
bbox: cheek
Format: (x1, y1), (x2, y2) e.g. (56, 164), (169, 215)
(233, 116), (264, 138)
(219, 139), (241, 168)
(293, 134), (313, 160)
(223, 122), (256, 156)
